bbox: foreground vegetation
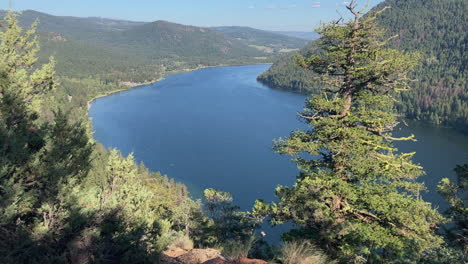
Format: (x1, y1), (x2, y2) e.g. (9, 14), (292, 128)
(0, 1), (466, 263)
(256, 2), (444, 262)
(256, 1), (466, 263)
(0, 11), (257, 263)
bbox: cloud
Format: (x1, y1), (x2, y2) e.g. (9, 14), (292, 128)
(311, 2), (321, 8)
(336, 1), (351, 7)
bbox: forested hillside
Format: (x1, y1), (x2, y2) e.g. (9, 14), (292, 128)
(258, 0), (467, 131)
(5, 10), (144, 40)
(256, 42), (321, 94)
(374, 0), (467, 129)
(211, 26), (309, 53)
(109, 22), (268, 60)
(5, 10), (272, 73)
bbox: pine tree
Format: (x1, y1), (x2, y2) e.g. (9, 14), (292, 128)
(0, 11), (56, 113)
(423, 163), (468, 263)
(0, 11), (57, 227)
(0, 12), (93, 262)
(203, 188), (260, 244)
(254, 1), (444, 262)
(438, 163), (467, 252)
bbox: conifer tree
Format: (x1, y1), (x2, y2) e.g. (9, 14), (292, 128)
(254, 1), (444, 262)
(438, 163), (467, 252)
(204, 188), (260, 244)
(0, 12), (92, 262)
(0, 11), (57, 227)
(0, 11), (56, 112)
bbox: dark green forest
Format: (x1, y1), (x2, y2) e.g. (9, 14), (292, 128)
(0, 0), (467, 263)
(258, 0), (468, 132)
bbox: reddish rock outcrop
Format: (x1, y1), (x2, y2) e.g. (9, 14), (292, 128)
(176, 249), (223, 264)
(161, 248), (274, 264)
(228, 258), (270, 264)
(161, 248), (223, 264)
(202, 257), (227, 264)
(160, 247), (189, 263)
(202, 257), (273, 264)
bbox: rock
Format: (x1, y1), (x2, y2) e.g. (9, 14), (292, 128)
(50, 33), (67, 42)
(160, 247), (189, 264)
(160, 248), (275, 264)
(176, 249), (222, 264)
(161, 248), (223, 264)
(202, 257), (228, 264)
(228, 258), (271, 264)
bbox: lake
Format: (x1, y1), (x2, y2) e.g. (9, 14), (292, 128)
(89, 64), (467, 215)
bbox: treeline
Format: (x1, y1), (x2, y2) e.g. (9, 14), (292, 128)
(258, 0), (468, 132)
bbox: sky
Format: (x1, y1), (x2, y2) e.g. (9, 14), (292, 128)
(1, 0), (384, 31)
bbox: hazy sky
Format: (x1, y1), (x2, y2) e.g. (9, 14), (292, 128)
(1, 0), (384, 31)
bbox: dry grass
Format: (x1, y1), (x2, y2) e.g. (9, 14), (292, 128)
(280, 240), (330, 264)
(221, 237), (256, 261)
(169, 235), (194, 251)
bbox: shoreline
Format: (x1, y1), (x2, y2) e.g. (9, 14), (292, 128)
(87, 63), (273, 111)
(86, 77), (164, 110)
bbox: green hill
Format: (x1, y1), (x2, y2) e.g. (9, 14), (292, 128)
(373, 0), (467, 130)
(110, 22), (265, 59)
(257, 0), (467, 131)
(1, 10), (273, 83)
(1, 10), (145, 41)
(211, 26), (309, 53)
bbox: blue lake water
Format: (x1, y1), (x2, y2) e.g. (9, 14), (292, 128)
(89, 64), (467, 218)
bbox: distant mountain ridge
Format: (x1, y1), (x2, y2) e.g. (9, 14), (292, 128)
(270, 30), (319, 41)
(210, 26), (309, 53)
(0, 9), (313, 80)
(1, 10), (262, 57)
(0, 10), (308, 57)
(110, 21), (264, 58)
(0, 10), (145, 41)
(0, 10), (287, 81)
